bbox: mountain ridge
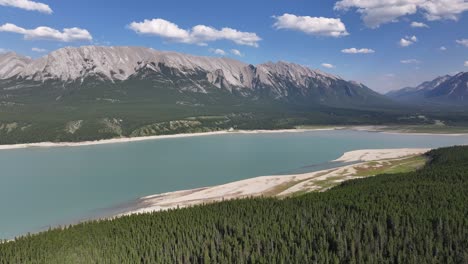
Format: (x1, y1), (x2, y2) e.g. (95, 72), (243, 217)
(0, 45), (387, 106)
(0, 46), (343, 85)
(387, 72), (468, 105)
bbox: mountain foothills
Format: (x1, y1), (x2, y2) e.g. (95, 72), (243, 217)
(0, 46), (465, 144)
(387, 72), (468, 105)
(1, 146), (467, 263)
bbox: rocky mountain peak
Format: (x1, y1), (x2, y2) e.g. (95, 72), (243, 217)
(0, 52), (32, 79)
(0, 46), (386, 105)
(0, 46), (344, 88)
(387, 72), (468, 104)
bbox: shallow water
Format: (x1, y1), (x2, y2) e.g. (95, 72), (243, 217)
(1, 130), (468, 238)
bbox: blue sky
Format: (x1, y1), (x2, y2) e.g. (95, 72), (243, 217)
(0, 0), (467, 92)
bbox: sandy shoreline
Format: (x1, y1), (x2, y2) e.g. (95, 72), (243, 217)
(334, 148), (430, 162)
(0, 128), (339, 150)
(123, 147), (430, 216)
(1, 125), (466, 151)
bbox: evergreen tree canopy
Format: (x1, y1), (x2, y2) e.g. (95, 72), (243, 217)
(1, 146), (467, 263)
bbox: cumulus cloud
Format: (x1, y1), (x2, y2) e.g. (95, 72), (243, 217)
(230, 49), (243, 56)
(456, 39), (468, 47)
(0, 23), (92, 42)
(411, 21), (429, 28)
(401, 59), (421, 64)
(272, 13), (349, 37)
(129, 18), (261, 47)
(399, 35), (418, 47)
(321, 63), (335, 68)
(440, 46), (447, 50)
(335, 0), (420, 28)
(0, 0), (52, 14)
(465, 61), (468, 67)
(334, 0), (468, 28)
(399, 39), (412, 47)
(31, 47), (47, 52)
(422, 0), (468, 21)
(341, 47), (375, 54)
(209, 48), (226, 56)
(209, 48), (243, 57)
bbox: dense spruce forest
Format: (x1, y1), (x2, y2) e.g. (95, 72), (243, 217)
(1, 146), (467, 263)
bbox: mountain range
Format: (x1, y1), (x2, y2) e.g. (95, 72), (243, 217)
(0, 46), (388, 107)
(387, 72), (468, 105)
(1, 45), (466, 144)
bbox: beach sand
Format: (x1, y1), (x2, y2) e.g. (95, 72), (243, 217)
(123, 148), (430, 216)
(334, 148), (430, 162)
(0, 128), (338, 150)
(1, 125), (465, 151)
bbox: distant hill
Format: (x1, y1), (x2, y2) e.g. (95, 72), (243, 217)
(387, 72), (468, 105)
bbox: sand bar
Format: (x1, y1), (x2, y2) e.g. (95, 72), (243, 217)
(124, 148), (430, 216)
(334, 148), (430, 162)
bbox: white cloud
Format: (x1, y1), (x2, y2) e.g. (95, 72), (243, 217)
(321, 63), (335, 68)
(130, 19), (189, 41)
(440, 46), (447, 50)
(0, 23), (92, 42)
(31, 47), (47, 52)
(334, 0), (468, 28)
(401, 59), (421, 64)
(341, 47), (375, 54)
(411, 21), (429, 28)
(0, 48), (8, 53)
(207, 48), (243, 57)
(399, 39), (412, 47)
(456, 39), (468, 47)
(399, 35), (418, 47)
(465, 61), (468, 67)
(421, 0), (468, 21)
(129, 18), (261, 47)
(230, 49), (243, 56)
(209, 48), (226, 56)
(335, 0), (420, 28)
(0, 0), (52, 14)
(384, 73), (395, 78)
(272, 13), (349, 37)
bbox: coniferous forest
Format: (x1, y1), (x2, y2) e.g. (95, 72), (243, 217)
(1, 146), (467, 263)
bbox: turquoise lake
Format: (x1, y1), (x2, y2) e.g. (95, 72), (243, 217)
(1, 130), (468, 239)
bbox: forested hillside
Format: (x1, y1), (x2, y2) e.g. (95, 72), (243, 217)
(1, 146), (467, 263)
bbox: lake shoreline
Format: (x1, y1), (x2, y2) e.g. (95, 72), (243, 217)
(0, 147), (434, 242)
(0, 128), (338, 150)
(0, 125), (466, 150)
(122, 148), (430, 216)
